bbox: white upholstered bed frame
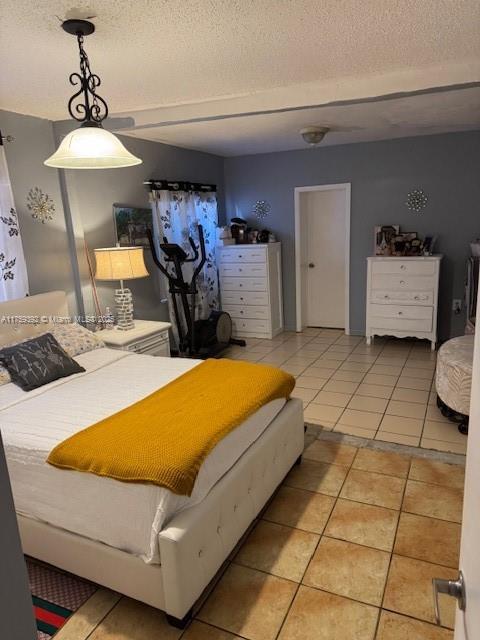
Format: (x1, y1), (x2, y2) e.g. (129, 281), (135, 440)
(1, 291), (304, 623)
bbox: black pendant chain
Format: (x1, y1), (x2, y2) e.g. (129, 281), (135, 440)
(67, 32), (108, 124)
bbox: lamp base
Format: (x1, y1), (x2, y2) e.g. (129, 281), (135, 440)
(114, 288), (135, 331)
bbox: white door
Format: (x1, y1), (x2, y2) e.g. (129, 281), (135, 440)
(452, 306), (480, 638)
(302, 188), (347, 328)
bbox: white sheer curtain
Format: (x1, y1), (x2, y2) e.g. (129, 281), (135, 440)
(0, 145), (28, 302)
(150, 184), (219, 345)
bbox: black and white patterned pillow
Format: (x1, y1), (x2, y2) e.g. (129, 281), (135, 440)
(0, 323), (104, 387)
(0, 333), (85, 392)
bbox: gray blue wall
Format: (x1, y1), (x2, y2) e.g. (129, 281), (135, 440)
(224, 131), (480, 339)
(0, 110), (77, 312)
(2, 106), (479, 340)
(53, 120), (225, 321)
(0, 109), (225, 321)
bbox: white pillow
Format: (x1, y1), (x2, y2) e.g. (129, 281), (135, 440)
(52, 322), (105, 358)
(0, 323), (104, 386)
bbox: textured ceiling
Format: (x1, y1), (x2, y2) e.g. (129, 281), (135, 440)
(120, 86), (480, 156)
(1, 0), (479, 120)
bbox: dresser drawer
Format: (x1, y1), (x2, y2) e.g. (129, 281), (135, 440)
(221, 277), (267, 292)
(220, 247), (267, 263)
(371, 260), (436, 276)
(140, 340), (170, 357)
(370, 290), (434, 305)
(223, 304), (270, 320)
(231, 317), (270, 335)
(219, 263), (267, 278)
(371, 274), (436, 291)
(370, 304), (433, 332)
(221, 290), (269, 306)
(125, 331), (170, 355)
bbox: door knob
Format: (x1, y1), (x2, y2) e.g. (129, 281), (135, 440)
(432, 572), (466, 626)
(308, 263), (315, 268)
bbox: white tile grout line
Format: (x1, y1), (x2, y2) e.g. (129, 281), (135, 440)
(234, 330), (466, 455)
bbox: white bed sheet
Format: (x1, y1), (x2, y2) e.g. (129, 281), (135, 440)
(0, 348), (285, 564)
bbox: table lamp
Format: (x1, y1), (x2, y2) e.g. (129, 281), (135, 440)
(94, 246), (149, 330)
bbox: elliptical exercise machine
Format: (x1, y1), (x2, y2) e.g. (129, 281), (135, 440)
(147, 225), (245, 358)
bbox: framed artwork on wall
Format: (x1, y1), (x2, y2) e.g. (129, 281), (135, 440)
(113, 204), (152, 248)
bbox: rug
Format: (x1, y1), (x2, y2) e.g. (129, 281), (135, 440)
(27, 558), (97, 639)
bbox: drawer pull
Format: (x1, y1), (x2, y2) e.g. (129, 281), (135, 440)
(414, 295), (420, 300)
(400, 280), (405, 285)
(398, 311), (403, 315)
(239, 284), (243, 287)
(238, 254), (242, 258)
(384, 295), (389, 299)
(400, 264), (406, 270)
(240, 310), (244, 314)
(240, 297), (244, 301)
(239, 268), (242, 272)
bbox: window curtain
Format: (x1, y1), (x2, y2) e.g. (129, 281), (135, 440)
(149, 182), (219, 345)
(0, 145), (28, 302)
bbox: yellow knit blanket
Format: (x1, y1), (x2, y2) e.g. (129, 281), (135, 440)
(47, 358), (295, 496)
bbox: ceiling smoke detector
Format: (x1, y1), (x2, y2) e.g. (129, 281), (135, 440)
(300, 126), (330, 146)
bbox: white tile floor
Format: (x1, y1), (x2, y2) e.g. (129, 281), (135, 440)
(223, 328), (467, 455)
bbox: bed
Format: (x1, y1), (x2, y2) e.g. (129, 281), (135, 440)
(0, 291), (304, 624)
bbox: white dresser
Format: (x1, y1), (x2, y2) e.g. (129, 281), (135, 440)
(99, 320), (171, 356)
(366, 256), (442, 350)
(218, 243), (283, 339)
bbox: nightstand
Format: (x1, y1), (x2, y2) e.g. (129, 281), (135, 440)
(99, 320), (171, 357)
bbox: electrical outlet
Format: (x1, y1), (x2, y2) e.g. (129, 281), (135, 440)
(453, 299), (462, 314)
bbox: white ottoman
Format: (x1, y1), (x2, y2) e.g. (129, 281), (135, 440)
(435, 335), (474, 434)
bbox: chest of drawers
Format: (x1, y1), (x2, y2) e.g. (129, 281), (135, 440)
(366, 256), (442, 350)
(100, 320), (171, 356)
(218, 243), (284, 339)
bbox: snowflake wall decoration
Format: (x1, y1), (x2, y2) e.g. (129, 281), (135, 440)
(252, 200), (271, 220)
(27, 187), (55, 223)
(406, 188), (428, 213)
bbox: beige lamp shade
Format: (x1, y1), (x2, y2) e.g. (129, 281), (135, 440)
(94, 246), (149, 281)
(44, 125), (142, 170)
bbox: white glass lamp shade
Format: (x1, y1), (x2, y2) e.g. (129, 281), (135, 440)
(44, 125), (142, 169)
(94, 246), (149, 281)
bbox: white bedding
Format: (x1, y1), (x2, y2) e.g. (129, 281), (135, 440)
(1, 348), (285, 564)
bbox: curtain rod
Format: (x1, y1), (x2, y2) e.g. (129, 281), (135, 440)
(144, 179), (216, 193)
(0, 130), (15, 146)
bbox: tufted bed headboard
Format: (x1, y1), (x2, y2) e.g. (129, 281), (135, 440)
(0, 291), (69, 347)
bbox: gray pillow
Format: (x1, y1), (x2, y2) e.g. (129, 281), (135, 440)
(0, 333), (85, 392)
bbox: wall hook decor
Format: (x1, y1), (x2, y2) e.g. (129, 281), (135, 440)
(26, 187), (55, 223)
(406, 188), (428, 212)
(252, 200), (271, 220)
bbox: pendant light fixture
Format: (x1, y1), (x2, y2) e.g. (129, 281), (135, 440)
(45, 19), (142, 170)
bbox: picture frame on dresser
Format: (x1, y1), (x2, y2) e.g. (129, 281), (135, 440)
(366, 255), (442, 351)
(374, 225), (399, 256)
